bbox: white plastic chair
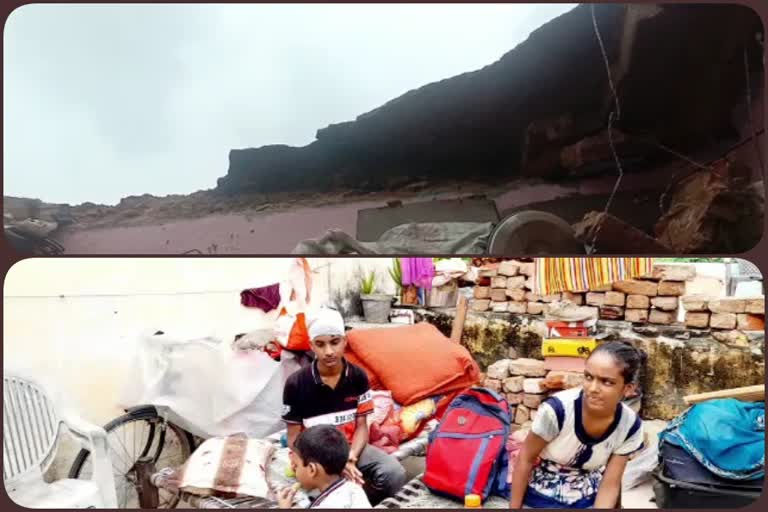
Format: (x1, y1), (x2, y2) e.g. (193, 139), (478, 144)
(3, 371), (118, 508)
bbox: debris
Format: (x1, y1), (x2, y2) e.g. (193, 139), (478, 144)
(573, 211), (672, 254)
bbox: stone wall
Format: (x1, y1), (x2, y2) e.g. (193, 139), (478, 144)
(469, 260), (696, 326)
(417, 309), (764, 421)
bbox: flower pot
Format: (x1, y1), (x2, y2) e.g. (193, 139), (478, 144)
(360, 294), (393, 323)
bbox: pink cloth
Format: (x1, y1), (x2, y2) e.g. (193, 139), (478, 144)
(400, 258), (435, 289)
(369, 422), (401, 454)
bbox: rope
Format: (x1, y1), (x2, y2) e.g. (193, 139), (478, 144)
(587, 112), (625, 254)
(587, 4), (623, 254)
(592, 4), (621, 120)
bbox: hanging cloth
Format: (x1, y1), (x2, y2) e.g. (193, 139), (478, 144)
(532, 258), (654, 295)
(240, 283), (281, 313)
(400, 258), (436, 290)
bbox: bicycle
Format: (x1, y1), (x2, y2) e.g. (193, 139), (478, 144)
(67, 332), (297, 508)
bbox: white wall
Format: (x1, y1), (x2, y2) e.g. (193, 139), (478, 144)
(4, 257), (398, 479)
(3, 257), (396, 425)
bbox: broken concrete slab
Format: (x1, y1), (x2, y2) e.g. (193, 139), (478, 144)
(573, 211), (672, 254)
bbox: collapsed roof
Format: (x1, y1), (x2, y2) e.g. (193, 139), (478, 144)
(217, 3), (764, 194)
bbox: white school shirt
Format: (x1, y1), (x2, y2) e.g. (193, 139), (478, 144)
(527, 387), (644, 506)
(309, 478), (371, 509)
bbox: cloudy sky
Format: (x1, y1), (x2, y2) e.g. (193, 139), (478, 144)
(4, 3), (576, 205)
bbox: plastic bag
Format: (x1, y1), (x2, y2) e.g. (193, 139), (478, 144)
(622, 442), (659, 491)
(119, 330), (286, 439)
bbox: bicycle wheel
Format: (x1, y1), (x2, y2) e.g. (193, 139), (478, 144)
(68, 406), (194, 508)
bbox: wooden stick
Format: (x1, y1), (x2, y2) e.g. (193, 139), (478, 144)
(683, 385), (765, 405)
(450, 295), (469, 343)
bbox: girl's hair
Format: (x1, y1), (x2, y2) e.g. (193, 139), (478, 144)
(589, 341), (647, 385)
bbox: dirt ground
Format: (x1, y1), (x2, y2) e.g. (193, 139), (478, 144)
(37, 167), (680, 254)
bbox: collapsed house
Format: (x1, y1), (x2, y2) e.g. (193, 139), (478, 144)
(217, 3), (765, 253)
(4, 3), (764, 254)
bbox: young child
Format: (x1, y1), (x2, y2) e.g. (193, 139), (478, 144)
(509, 341), (646, 509)
(277, 425), (372, 509)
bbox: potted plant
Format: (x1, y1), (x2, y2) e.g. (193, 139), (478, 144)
(360, 270), (393, 323)
(389, 258), (420, 305)
(387, 258), (409, 304)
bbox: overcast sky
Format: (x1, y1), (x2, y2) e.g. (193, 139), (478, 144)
(4, 3), (576, 205)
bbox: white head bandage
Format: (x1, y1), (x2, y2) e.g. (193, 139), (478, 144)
(308, 308), (345, 340)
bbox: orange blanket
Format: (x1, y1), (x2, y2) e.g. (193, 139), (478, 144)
(345, 323), (480, 405)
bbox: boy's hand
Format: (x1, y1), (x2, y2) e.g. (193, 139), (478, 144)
(277, 485), (298, 508)
(342, 461), (365, 485)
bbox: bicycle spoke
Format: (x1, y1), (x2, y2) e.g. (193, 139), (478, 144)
(71, 412), (191, 509)
(108, 432), (135, 472)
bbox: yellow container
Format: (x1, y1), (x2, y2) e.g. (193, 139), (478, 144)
(542, 338), (597, 358)
(464, 494), (482, 508)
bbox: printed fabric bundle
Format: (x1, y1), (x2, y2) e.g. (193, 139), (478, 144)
(532, 258), (654, 295)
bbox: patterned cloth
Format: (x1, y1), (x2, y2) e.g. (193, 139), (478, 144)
(151, 430), (432, 509)
(532, 258), (654, 295)
(177, 435), (275, 499)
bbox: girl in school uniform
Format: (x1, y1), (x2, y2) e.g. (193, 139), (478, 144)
(509, 341), (646, 509)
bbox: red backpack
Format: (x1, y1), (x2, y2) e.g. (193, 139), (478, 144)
(423, 387), (512, 502)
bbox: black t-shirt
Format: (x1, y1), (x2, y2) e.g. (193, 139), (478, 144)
(282, 359), (373, 442)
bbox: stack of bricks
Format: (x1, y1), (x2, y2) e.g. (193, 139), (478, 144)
(471, 259), (577, 315)
(482, 357), (588, 431)
(683, 296), (765, 346)
(592, 281), (676, 324)
(469, 261), (696, 328)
